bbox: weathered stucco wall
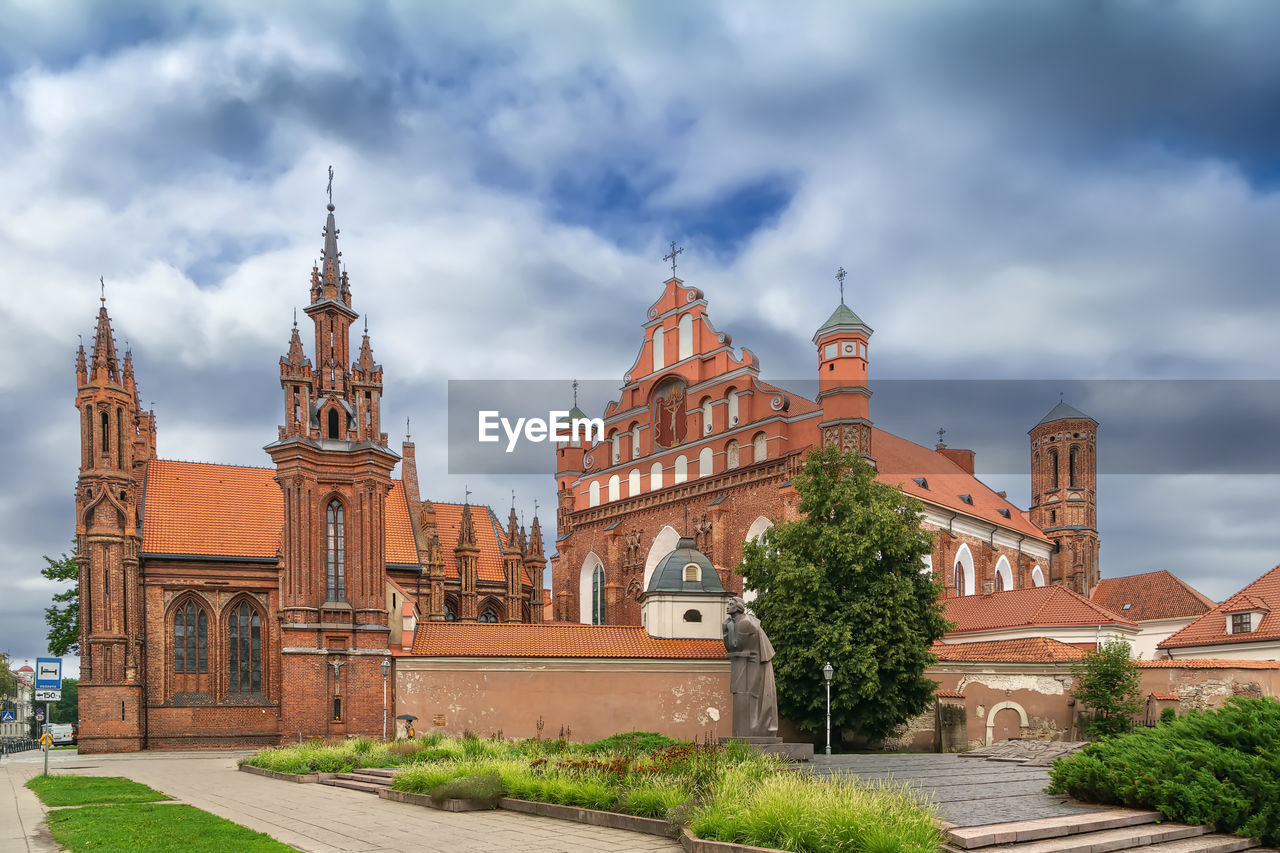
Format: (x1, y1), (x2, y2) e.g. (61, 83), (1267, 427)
(396, 657), (731, 743)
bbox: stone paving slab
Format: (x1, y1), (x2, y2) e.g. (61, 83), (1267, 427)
(808, 754), (1098, 827)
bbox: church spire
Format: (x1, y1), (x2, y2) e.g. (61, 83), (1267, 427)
(90, 283), (120, 384)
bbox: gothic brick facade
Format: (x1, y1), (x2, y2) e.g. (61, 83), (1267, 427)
(551, 276), (1097, 627)
(73, 200), (543, 753)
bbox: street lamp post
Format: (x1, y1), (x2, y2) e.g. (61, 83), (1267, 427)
(381, 657), (391, 742)
(822, 662), (834, 756)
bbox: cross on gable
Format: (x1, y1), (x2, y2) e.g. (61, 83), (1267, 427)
(663, 241), (684, 277)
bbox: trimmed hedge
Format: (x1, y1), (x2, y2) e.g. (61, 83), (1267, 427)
(1047, 697), (1280, 845)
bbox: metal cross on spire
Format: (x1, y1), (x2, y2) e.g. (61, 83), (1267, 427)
(836, 266), (847, 304)
(937, 427), (946, 445)
(99, 276), (105, 304)
(326, 165), (334, 207)
(663, 241), (684, 278)
(572, 379), (579, 408)
(406, 417), (411, 440)
(511, 489), (516, 509)
(464, 484), (472, 505)
(533, 498), (539, 517)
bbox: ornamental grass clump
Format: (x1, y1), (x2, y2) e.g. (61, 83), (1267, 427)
(690, 770), (941, 853)
(430, 771), (506, 808)
(1047, 697), (1280, 845)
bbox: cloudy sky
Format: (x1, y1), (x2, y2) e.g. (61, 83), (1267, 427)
(3, 1), (1279, 676)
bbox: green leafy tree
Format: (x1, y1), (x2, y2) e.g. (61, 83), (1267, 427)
(739, 444), (950, 745)
(42, 548), (79, 657)
(0, 651), (16, 707)
(50, 678), (79, 725)
(1071, 639), (1143, 737)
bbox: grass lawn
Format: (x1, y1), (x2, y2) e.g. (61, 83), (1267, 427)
(46, 803), (293, 853)
(26, 775), (171, 806)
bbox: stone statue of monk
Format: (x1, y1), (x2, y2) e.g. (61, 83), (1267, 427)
(722, 596), (778, 738)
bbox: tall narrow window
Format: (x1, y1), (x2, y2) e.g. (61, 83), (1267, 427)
(327, 409), (340, 439)
(228, 601), (262, 694)
(752, 431), (767, 462)
(1068, 446), (1079, 489)
(326, 501), (345, 600)
(174, 601), (208, 672)
(100, 410), (110, 454)
(116, 406), (124, 468)
(631, 424), (641, 459)
(591, 564), (606, 625)
(85, 406), (94, 468)
(1049, 448), (1059, 489)
(678, 313), (693, 361)
(652, 326), (665, 370)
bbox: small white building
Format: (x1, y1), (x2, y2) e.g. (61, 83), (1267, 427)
(640, 536), (730, 640)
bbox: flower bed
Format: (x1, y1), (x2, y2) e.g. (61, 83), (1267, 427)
(242, 732), (941, 853)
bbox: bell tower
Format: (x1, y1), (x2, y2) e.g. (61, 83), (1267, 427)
(75, 290), (153, 752)
(266, 186), (399, 741)
(814, 268), (873, 461)
(1029, 400), (1100, 596)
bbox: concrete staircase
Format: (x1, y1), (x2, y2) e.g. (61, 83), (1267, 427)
(318, 767), (395, 795)
(944, 808), (1271, 853)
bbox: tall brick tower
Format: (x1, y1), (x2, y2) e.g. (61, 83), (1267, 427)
(1028, 401), (1100, 596)
(265, 196), (398, 741)
(813, 275), (874, 461)
(74, 293), (155, 752)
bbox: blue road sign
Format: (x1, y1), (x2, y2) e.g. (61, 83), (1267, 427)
(0, 710), (15, 723)
(35, 658), (61, 691)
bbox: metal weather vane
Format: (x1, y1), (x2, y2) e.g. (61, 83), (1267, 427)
(836, 266), (847, 304)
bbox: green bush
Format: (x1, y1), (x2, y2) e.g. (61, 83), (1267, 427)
(581, 731), (683, 756)
(1160, 706), (1177, 725)
(1047, 697), (1280, 845)
(430, 772), (505, 808)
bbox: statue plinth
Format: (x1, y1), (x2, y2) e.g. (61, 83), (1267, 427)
(719, 736), (814, 761)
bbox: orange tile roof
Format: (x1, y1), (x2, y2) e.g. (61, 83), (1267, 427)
(411, 622), (727, 659)
(430, 503), (509, 583)
(141, 459), (418, 564)
(935, 689), (966, 699)
(932, 637), (1086, 663)
(1159, 565), (1280, 650)
(1092, 571), (1215, 622)
(870, 428), (1049, 542)
(1139, 659), (1280, 670)
(1149, 692), (1180, 701)
(941, 585), (1137, 634)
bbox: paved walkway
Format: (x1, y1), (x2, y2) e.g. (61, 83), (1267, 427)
(806, 753), (1099, 827)
(0, 749), (681, 853)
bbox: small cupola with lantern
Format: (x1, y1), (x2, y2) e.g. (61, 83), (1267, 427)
(641, 536), (730, 639)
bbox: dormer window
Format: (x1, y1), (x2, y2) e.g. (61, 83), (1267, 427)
(912, 477), (929, 490)
(683, 563), (701, 582)
(1231, 612), (1254, 634)
(958, 494), (973, 505)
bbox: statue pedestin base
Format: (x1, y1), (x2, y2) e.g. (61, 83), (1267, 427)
(720, 736), (814, 762)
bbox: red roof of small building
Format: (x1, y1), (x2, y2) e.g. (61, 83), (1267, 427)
(141, 459), (418, 563)
(410, 622), (727, 659)
(1092, 571), (1215, 622)
(870, 428), (1050, 542)
(1159, 565), (1280, 650)
(932, 637), (1086, 663)
(1149, 692), (1180, 701)
(941, 585), (1136, 635)
(935, 689), (966, 699)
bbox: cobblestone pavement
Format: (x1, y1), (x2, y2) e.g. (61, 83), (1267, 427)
(0, 749), (681, 853)
(805, 753), (1099, 827)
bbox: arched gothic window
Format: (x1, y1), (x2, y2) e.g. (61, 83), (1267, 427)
(1049, 448), (1059, 489)
(173, 601), (208, 673)
(228, 601), (262, 694)
(444, 601), (457, 622)
(1068, 446), (1079, 489)
(650, 461), (664, 491)
(591, 563), (606, 625)
(328, 408), (340, 439)
(326, 500), (345, 600)
(479, 607), (499, 623)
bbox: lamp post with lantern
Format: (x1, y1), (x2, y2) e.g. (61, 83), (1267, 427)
(823, 662), (834, 756)
(378, 655), (389, 737)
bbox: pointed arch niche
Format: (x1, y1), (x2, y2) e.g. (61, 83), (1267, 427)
(953, 543), (976, 597)
(643, 525), (682, 591)
(741, 516), (774, 604)
(578, 552), (605, 624)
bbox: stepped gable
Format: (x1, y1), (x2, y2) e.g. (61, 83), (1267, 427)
(870, 427), (1049, 541)
(141, 458), (417, 563)
(410, 621), (726, 659)
(941, 585), (1136, 635)
(931, 637), (1087, 663)
(1159, 564), (1280, 650)
(1091, 570), (1215, 622)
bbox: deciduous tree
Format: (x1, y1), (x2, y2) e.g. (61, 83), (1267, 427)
(1071, 638), (1143, 737)
(42, 548), (79, 657)
(739, 445), (950, 745)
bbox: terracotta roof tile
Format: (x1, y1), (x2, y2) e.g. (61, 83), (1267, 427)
(1139, 659), (1280, 670)
(141, 459), (418, 564)
(1159, 565), (1280, 650)
(429, 503), (508, 583)
(942, 586), (1136, 634)
(410, 622), (727, 659)
(1149, 692), (1180, 701)
(1092, 571), (1215, 622)
(870, 428), (1049, 542)
(935, 689), (966, 699)
(932, 637), (1086, 663)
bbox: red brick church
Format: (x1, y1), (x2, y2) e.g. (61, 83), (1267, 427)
(73, 199), (544, 753)
(551, 273), (1100, 627)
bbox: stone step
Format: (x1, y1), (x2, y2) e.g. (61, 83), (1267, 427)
(321, 777), (385, 794)
(356, 768), (396, 779)
(1126, 835), (1258, 853)
(948, 810), (1161, 849)
(943, 823), (1206, 853)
